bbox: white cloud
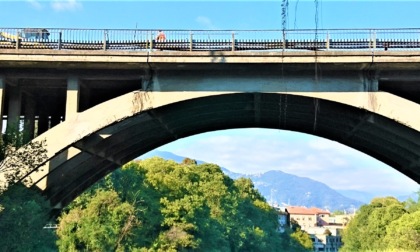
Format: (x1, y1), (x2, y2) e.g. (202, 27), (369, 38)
(160, 128), (419, 197)
(27, 0), (43, 10)
(51, 0), (82, 12)
(195, 16), (217, 30)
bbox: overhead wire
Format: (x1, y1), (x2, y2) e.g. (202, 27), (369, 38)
(313, 0), (320, 132)
(280, 0), (289, 129)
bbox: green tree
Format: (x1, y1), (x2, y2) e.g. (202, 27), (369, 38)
(324, 228), (332, 236)
(57, 158), (307, 251)
(0, 184), (57, 251)
(384, 210), (420, 251)
(0, 128), (55, 251)
(341, 197), (407, 252)
(57, 189), (140, 252)
(290, 227), (313, 251)
(405, 190), (420, 213)
(331, 210), (345, 216)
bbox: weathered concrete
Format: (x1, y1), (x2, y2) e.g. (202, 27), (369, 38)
(17, 90), (420, 207)
(6, 84), (21, 131)
(1, 49), (420, 209)
(65, 76), (79, 118)
(1, 49), (420, 67)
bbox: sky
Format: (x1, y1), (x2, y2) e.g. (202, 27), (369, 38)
(2, 0), (420, 197)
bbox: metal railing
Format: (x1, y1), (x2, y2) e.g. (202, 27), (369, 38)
(1, 28), (420, 51)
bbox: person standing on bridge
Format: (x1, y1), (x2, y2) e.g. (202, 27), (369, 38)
(156, 30), (166, 41)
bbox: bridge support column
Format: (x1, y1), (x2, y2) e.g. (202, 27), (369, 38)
(0, 76), (5, 134)
(6, 84), (21, 133)
(23, 93), (36, 143)
(65, 76), (80, 120)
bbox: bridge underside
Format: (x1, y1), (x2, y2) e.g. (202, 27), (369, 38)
(1, 51), (420, 210)
(26, 92), (420, 209)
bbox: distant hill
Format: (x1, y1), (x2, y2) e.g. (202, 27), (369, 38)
(337, 189), (418, 204)
(245, 171), (363, 211)
(397, 192), (419, 202)
(139, 150), (364, 211)
(337, 190), (374, 204)
(139, 150), (203, 164)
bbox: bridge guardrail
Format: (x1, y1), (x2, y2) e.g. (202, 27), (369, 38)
(0, 28), (420, 52)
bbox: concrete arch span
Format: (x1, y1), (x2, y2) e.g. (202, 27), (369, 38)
(17, 90), (420, 209)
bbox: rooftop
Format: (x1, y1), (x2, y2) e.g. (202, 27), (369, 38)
(286, 206), (330, 215)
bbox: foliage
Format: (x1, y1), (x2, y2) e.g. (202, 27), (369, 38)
(324, 228), (332, 236)
(341, 196), (416, 252)
(57, 157), (310, 251)
(57, 189), (140, 251)
(0, 122), (48, 190)
(0, 139), (47, 189)
(290, 227), (313, 251)
(383, 210), (420, 251)
(0, 183), (56, 251)
(331, 210), (345, 216)
(0, 128), (55, 251)
(405, 190), (420, 213)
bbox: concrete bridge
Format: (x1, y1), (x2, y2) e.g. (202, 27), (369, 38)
(1, 28), (420, 210)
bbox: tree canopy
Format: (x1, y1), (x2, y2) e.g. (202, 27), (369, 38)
(0, 129), (56, 251)
(57, 157), (311, 251)
(341, 196), (420, 252)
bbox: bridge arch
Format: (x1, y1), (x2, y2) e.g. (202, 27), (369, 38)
(15, 90), (420, 209)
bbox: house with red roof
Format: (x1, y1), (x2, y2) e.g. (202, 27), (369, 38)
(286, 206), (331, 230)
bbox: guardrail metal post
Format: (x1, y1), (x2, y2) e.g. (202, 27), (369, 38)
(149, 30), (153, 51)
(326, 32), (330, 50)
(103, 30), (107, 50)
(15, 29), (20, 50)
(373, 31), (376, 50)
(58, 32), (62, 50)
(189, 31), (193, 51)
(369, 30), (377, 50)
(231, 32), (235, 51)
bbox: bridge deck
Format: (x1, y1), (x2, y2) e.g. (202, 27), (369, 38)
(2, 28), (420, 52)
(1, 39), (420, 51)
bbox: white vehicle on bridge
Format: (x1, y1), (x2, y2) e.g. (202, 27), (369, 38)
(0, 28), (50, 41)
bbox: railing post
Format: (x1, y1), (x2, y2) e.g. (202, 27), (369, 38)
(58, 32), (62, 50)
(149, 30), (153, 51)
(370, 30), (376, 50)
(326, 32), (330, 50)
(189, 31), (193, 51)
(231, 32), (235, 51)
(103, 30), (107, 51)
(373, 31), (376, 50)
(15, 29), (20, 50)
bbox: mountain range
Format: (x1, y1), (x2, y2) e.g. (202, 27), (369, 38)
(139, 150), (370, 211)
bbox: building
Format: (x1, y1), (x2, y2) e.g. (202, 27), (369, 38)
(306, 227), (343, 252)
(286, 206), (331, 230)
(285, 206), (352, 252)
(273, 205), (290, 233)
